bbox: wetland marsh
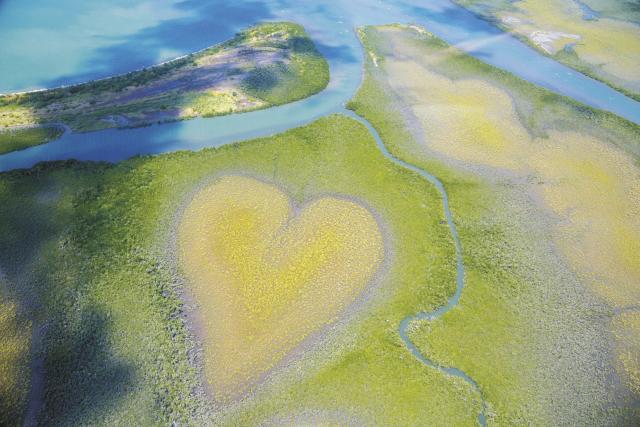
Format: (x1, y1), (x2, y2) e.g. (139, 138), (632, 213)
(0, 116), (470, 425)
(1, 1), (639, 425)
(350, 23), (640, 424)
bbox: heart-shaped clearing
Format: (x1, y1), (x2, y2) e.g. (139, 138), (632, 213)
(178, 175), (385, 401)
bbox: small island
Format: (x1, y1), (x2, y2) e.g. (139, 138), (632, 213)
(0, 22), (329, 154)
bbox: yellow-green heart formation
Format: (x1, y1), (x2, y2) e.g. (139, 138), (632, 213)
(177, 175), (385, 401)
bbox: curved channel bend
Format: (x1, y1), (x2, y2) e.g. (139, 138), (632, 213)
(343, 109), (488, 426)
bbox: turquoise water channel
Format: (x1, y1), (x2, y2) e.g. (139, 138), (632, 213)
(0, 0), (639, 172)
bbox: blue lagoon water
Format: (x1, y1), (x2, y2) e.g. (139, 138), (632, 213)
(0, 0), (639, 171)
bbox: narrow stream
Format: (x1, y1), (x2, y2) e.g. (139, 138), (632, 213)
(342, 110), (487, 426)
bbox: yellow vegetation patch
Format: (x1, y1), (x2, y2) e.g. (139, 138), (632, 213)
(0, 103), (40, 128)
(177, 175), (385, 401)
(380, 26), (640, 309)
(179, 88), (264, 118)
(373, 25), (640, 403)
(383, 57), (530, 172)
(530, 131), (640, 307)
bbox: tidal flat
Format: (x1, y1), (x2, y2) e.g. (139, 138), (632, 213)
(0, 22), (329, 154)
(454, 0), (640, 100)
(349, 24), (640, 424)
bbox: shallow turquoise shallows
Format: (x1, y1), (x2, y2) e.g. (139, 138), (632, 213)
(0, 0), (639, 172)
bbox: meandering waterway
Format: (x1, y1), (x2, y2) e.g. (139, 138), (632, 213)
(344, 110), (487, 425)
